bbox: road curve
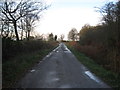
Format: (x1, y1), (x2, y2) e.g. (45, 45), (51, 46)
(17, 43), (110, 88)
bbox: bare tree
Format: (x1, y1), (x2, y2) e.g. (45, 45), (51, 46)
(0, 18), (14, 38)
(0, 0), (48, 41)
(48, 33), (54, 41)
(60, 34), (64, 41)
(96, 2), (116, 25)
(25, 12), (41, 41)
(68, 28), (78, 41)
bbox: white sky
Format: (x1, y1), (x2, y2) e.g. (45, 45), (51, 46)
(35, 0), (118, 40)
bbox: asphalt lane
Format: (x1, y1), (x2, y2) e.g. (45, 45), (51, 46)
(17, 43), (110, 88)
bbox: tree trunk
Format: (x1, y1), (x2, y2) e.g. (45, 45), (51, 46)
(13, 21), (19, 41)
(21, 29), (23, 40)
(27, 30), (30, 41)
(1, 24), (4, 37)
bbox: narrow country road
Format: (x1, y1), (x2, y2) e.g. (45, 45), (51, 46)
(17, 43), (110, 88)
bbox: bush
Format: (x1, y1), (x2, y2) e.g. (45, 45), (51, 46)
(68, 41), (120, 74)
(2, 38), (57, 63)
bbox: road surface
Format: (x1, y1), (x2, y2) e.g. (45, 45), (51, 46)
(17, 43), (110, 88)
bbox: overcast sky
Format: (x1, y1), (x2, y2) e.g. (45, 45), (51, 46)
(35, 0), (117, 40)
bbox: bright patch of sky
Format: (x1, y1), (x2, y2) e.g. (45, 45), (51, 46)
(35, 0), (118, 40)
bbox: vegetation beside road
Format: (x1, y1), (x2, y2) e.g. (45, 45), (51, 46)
(2, 38), (58, 88)
(66, 1), (120, 89)
(67, 1), (120, 76)
(1, 0), (120, 89)
(66, 41), (120, 89)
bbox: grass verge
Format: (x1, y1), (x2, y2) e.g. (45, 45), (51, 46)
(2, 46), (57, 88)
(67, 45), (120, 89)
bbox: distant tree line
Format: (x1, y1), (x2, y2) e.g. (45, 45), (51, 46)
(47, 33), (66, 42)
(48, 33), (57, 41)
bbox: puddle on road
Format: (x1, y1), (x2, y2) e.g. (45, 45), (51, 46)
(51, 78), (59, 82)
(85, 71), (100, 83)
(30, 69), (35, 72)
(64, 47), (71, 53)
(45, 71), (60, 83)
(46, 52), (52, 58)
(53, 49), (56, 52)
(46, 55), (50, 57)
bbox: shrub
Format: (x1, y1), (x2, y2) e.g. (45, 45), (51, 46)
(68, 41), (120, 74)
(2, 38), (57, 63)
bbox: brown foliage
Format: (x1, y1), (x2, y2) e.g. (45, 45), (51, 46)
(68, 41), (120, 74)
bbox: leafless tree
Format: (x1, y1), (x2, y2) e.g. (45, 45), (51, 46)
(0, 0), (48, 41)
(60, 34), (64, 41)
(68, 28), (78, 41)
